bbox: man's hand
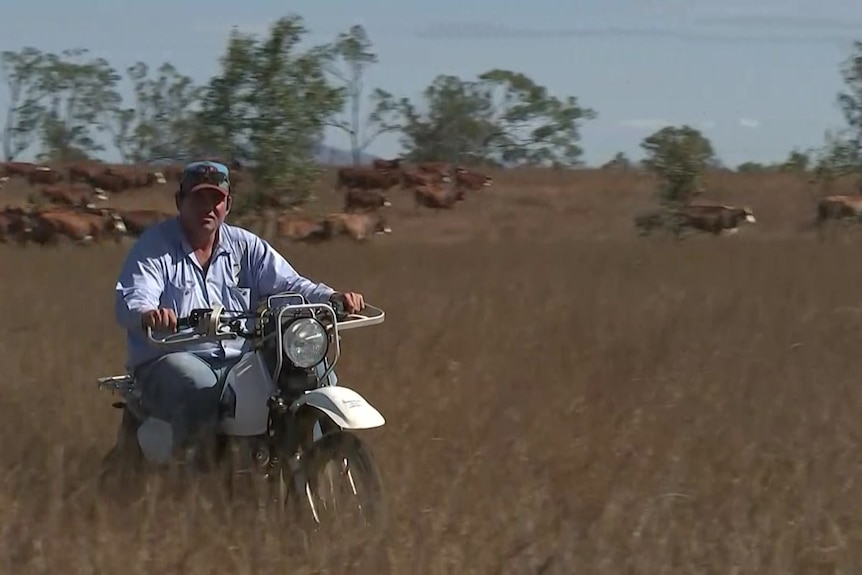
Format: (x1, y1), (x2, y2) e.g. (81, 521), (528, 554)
(330, 292), (365, 314)
(140, 308), (178, 332)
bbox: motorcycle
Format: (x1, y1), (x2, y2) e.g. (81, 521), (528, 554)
(97, 292), (388, 533)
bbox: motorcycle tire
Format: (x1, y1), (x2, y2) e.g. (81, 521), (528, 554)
(297, 430), (388, 536)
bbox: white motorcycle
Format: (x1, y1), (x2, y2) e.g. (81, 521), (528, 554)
(97, 293), (387, 532)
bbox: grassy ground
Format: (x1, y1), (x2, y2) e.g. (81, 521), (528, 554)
(2, 168), (862, 573)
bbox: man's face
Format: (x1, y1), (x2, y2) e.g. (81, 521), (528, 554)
(177, 187), (229, 235)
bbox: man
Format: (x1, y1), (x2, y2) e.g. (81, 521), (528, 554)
(114, 160), (364, 466)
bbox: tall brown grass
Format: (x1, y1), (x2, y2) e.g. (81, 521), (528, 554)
(3, 169), (862, 572)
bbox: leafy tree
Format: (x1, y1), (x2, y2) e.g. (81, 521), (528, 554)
(193, 31), (256, 162)
(33, 48), (122, 162)
(327, 25), (400, 165)
(195, 16), (344, 209)
(0, 47), (46, 161)
(836, 41), (862, 171)
(386, 74), (493, 164)
(109, 108), (136, 164)
(811, 129), (860, 193)
(478, 69), (596, 167)
(110, 62), (201, 162)
(640, 125), (716, 205)
(779, 148), (812, 173)
(375, 70), (595, 167)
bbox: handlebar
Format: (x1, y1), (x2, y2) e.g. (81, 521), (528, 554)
(145, 298), (384, 348)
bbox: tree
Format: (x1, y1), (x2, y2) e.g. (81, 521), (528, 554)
(811, 129), (859, 193)
(477, 69), (596, 167)
(376, 70), (596, 167)
(193, 30), (256, 162)
(640, 125), (716, 205)
(836, 41), (862, 171)
(33, 48), (122, 162)
(779, 149), (812, 173)
(195, 16), (344, 209)
(0, 47), (46, 161)
(110, 62), (201, 162)
(385, 74), (492, 164)
(327, 25), (399, 165)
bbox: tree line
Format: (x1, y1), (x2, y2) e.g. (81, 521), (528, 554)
(3, 13), (862, 209)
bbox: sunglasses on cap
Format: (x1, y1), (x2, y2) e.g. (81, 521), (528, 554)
(179, 161), (231, 196)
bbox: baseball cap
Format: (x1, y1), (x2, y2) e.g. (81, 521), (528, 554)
(179, 160), (231, 197)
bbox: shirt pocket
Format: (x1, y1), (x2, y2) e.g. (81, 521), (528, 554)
(162, 279), (195, 318)
(223, 258), (253, 310)
(225, 285), (252, 311)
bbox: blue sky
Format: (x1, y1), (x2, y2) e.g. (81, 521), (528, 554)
(2, 0), (861, 167)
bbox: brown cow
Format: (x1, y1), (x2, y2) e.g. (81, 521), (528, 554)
(414, 183), (464, 209)
(0, 162), (63, 187)
(30, 207), (127, 245)
(400, 169), (439, 189)
(325, 212), (391, 241)
(635, 205), (755, 237)
(0, 161), (42, 180)
(41, 184), (103, 208)
(336, 167), (400, 191)
(87, 171), (133, 194)
(417, 162), (451, 183)
(68, 161), (108, 184)
(453, 167), (493, 191)
(344, 188), (391, 212)
(105, 165), (167, 188)
(817, 195), (862, 225)
(115, 209), (173, 236)
(27, 166), (64, 186)
(372, 157), (402, 171)
(673, 204), (756, 236)
(276, 215), (333, 243)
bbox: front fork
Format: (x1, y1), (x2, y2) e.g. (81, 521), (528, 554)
(266, 358), (340, 501)
(267, 394), (340, 502)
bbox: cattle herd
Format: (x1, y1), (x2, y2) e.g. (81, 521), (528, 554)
(0, 157), (494, 246)
(634, 192), (862, 237)
(5, 155), (862, 245)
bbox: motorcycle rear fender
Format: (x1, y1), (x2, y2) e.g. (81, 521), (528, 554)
(290, 386), (385, 430)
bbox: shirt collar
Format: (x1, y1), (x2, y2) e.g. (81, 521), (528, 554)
(173, 217), (233, 261)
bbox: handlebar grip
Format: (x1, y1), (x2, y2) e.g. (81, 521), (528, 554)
(329, 299), (350, 322)
(142, 312), (195, 334)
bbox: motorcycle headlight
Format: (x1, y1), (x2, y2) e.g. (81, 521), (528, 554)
(281, 318), (328, 368)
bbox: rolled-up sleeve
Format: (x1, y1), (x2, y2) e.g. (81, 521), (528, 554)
(250, 235), (335, 303)
(115, 238), (165, 331)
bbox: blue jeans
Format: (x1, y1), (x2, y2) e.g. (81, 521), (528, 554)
(133, 352), (336, 464)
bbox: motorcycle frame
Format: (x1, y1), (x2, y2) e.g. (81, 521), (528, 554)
(98, 292), (385, 442)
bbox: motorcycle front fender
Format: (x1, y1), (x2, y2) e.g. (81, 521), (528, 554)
(290, 386), (385, 430)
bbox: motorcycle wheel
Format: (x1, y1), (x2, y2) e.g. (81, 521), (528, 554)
(296, 430), (387, 535)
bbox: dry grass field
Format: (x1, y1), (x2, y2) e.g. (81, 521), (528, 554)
(5, 168), (862, 573)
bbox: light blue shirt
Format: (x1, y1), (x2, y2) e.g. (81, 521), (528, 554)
(115, 217), (335, 371)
